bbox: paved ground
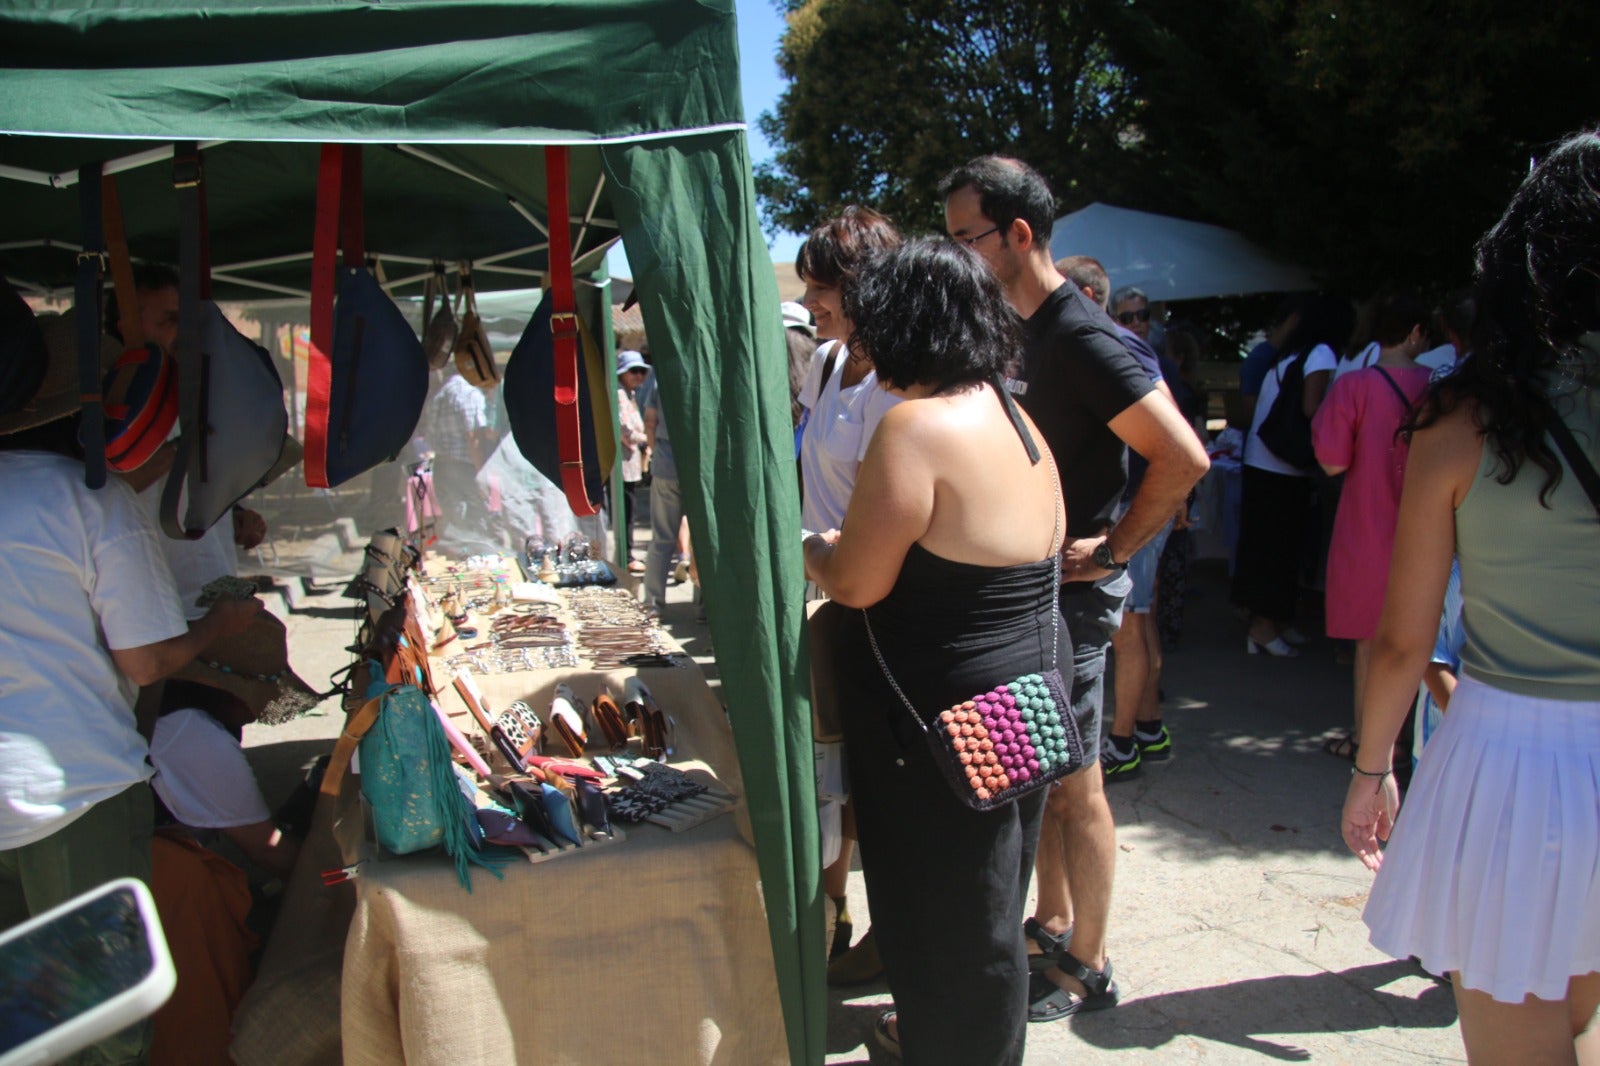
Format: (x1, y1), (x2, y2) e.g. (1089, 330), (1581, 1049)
(235, 510), (1464, 1065)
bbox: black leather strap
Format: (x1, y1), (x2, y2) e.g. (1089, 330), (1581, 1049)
(76, 163), (107, 489)
(1372, 365), (1413, 411)
(1548, 412), (1600, 524)
(162, 142), (207, 539)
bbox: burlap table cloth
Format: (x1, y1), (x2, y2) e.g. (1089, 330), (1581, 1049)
(335, 651), (788, 1065)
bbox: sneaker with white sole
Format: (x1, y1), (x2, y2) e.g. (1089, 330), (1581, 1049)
(1133, 723), (1173, 762)
(1100, 738), (1142, 780)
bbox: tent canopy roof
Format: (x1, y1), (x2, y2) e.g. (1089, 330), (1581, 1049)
(0, 0), (745, 300)
(1049, 202), (1316, 302)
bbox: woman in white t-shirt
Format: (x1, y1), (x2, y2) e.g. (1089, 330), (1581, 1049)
(1231, 295), (1352, 656)
(797, 207), (905, 533)
(794, 206), (902, 978)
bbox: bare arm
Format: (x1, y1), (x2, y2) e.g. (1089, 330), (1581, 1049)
(1341, 404), (1480, 869)
(110, 598), (261, 688)
(224, 821), (302, 881)
(1065, 390), (1209, 580)
(643, 404), (659, 454)
(804, 406), (931, 608)
(1422, 663), (1457, 711)
(1303, 368), (1332, 418)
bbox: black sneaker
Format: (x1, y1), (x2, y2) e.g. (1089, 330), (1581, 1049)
(1100, 739), (1142, 781)
(1133, 722), (1173, 762)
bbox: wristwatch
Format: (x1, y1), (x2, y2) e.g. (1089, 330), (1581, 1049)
(1092, 540), (1128, 572)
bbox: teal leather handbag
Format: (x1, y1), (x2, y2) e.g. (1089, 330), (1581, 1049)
(358, 676), (503, 890)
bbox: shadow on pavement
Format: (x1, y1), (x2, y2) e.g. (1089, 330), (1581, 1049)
(1097, 558), (1380, 862)
(1068, 958), (1457, 1060)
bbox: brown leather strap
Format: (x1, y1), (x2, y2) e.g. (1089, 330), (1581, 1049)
(101, 175), (145, 350)
(319, 690), (389, 798)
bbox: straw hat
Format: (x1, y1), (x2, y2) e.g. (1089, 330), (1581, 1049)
(171, 610), (321, 726)
(0, 308), (122, 435)
(781, 301), (815, 338)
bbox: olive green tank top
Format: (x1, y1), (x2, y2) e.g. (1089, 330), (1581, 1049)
(1456, 341), (1600, 701)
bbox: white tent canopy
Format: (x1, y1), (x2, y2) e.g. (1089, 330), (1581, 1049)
(1049, 202), (1315, 301)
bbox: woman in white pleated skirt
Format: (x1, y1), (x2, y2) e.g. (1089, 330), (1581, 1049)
(1342, 127), (1600, 1065)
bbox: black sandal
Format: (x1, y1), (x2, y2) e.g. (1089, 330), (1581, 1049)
(1028, 953), (1120, 1023)
(1023, 918), (1072, 971)
(1321, 734), (1358, 761)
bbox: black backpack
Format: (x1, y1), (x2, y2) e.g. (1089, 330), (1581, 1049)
(1256, 354), (1317, 471)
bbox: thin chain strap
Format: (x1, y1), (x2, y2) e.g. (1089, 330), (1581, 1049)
(863, 456), (1063, 734)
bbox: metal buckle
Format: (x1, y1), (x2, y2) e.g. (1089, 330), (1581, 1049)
(171, 154), (203, 189)
(549, 311), (580, 339)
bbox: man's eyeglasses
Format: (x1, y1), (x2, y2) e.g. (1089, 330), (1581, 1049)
(956, 225), (1000, 248)
(1117, 307), (1151, 326)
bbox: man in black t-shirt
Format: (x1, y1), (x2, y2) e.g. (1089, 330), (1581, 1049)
(941, 157), (1209, 1023)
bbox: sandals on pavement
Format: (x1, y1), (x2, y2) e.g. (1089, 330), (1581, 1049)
(1028, 953), (1120, 1023)
(1321, 734), (1358, 761)
(1023, 917), (1072, 971)
(872, 1011), (902, 1060)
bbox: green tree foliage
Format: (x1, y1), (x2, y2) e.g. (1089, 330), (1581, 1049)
(757, 0), (1600, 294)
(1091, 0), (1600, 292)
(755, 0), (1136, 240)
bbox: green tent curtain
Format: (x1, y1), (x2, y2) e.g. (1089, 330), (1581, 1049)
(603, 133), (822, 1060)
(0, 2), (823, 1062)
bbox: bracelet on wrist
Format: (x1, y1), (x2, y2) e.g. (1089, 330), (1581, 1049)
(1351, 765), (1392, 780)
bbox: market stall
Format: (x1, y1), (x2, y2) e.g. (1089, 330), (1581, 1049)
(0, 2), (822, 1062)
(301, 551), (785, 1064)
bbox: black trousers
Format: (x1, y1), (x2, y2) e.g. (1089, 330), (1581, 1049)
(843, 672), (1045, 1065)
(1231, 464), (1315, 623)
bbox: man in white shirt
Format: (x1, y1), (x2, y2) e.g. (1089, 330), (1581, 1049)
(0, 302), (258, 1060)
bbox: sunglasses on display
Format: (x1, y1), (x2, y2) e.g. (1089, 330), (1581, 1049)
(1117, 308), (1151, 325)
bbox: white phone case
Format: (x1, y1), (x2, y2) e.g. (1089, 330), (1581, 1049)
(0, 878), (175, 1066)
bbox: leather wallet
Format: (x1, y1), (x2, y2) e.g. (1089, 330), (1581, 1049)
(498, 776), (561, 847)
(590, 687), (632, 751)
(476, 807), (548, 852)
(625, 677), (674, 761)
(492, 701), (543, 774)
(574, 778), (613, 838)
(547, 684), (588, 757)
(538, 781), (584, 846)
(525, 754), (605, 782)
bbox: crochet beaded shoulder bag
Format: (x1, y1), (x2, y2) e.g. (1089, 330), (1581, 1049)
(862, 443), (1086, 811)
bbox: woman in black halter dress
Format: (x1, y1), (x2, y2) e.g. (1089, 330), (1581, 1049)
(804, 239), (1068, 1065)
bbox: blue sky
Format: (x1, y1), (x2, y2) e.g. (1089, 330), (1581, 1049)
(608, 0), (802, 279)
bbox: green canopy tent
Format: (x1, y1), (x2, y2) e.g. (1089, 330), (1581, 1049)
(0, 3), (821, 1062)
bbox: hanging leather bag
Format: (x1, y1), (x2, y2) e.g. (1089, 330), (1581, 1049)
(421, 262), (457, 370)
(500, 146), (613, 516)
(303, 144), (429, 489)
(161, 144), (290, 539)
(452, 265), (498, 388)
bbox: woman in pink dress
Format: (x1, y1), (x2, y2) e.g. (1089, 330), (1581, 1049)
(1311, 295), (1434, 762)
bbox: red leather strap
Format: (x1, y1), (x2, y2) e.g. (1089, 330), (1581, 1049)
(304, 145), (342, 489)
(545, 145), (597, 517)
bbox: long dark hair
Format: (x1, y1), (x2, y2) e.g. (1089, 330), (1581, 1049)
(1410, 127), (1600, 501)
